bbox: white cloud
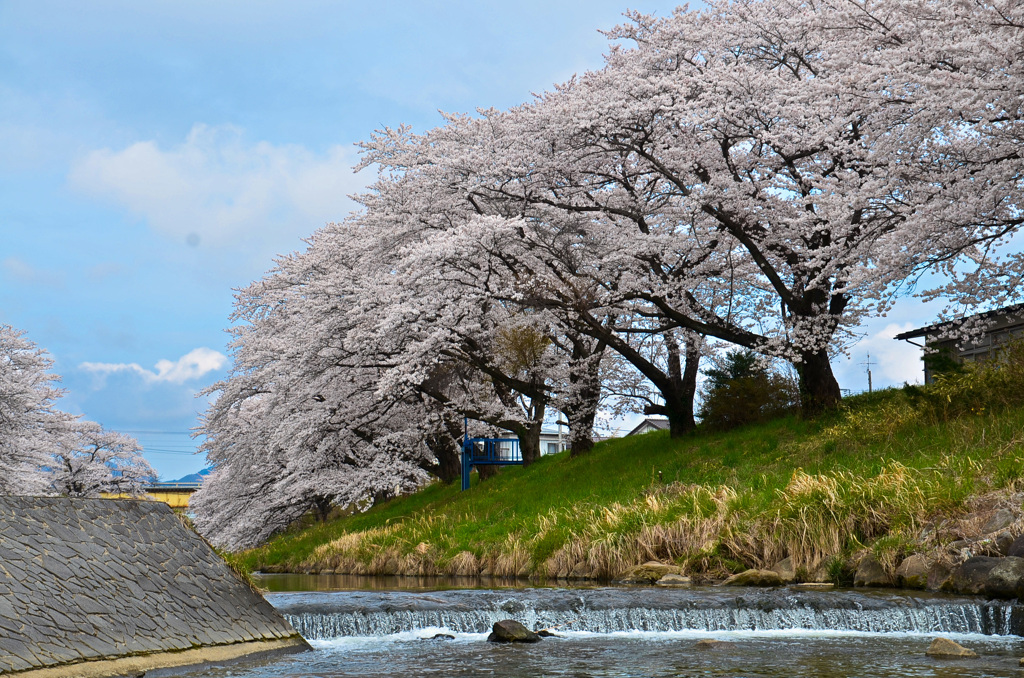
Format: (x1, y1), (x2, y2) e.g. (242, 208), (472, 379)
(68, 124), (365, 248)
(80, 347), (227, 385)
(1, 257), (65, 288)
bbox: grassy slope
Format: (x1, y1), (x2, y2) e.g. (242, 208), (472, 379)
(237, 385), (1024, 581)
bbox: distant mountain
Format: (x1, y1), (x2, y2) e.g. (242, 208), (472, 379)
(172, 468), (212, 483)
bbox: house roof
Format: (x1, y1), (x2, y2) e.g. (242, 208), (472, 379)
(894, 303), (1024, 341)
(626, 418), (670, 436)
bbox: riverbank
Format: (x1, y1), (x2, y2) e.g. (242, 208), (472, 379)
(235, 357), (1024, 586)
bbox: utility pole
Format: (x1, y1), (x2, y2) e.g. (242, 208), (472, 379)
(862, 353), (876, 393)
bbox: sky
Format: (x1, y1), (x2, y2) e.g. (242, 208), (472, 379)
(0, 0), (944, 481)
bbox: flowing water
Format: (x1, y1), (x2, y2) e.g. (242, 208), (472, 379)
(187, 579), (1024, 677)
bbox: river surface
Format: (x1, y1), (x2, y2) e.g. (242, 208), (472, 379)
(186, 576), (1024, 677)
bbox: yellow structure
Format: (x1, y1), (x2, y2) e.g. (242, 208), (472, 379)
(141, 487), (196, 509)
(103, 483), (199, 509)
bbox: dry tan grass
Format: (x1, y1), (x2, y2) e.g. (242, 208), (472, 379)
(298, 455), (1011, 580)
(398, 542), (440, 576)
(493, 536), (531, 577)
(446, 550), (481, 576)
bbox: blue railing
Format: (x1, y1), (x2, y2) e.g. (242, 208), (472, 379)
(461, 437), (522, 490)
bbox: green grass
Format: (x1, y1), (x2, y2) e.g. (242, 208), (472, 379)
(237, 359), (1024, 582)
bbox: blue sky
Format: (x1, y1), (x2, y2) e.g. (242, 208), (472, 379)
(0, 1), (940, 480)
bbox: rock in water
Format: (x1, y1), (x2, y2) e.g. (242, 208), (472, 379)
(791, 582), (834, 591)
(944, 556), (1024, 598)
(422, 633), (455, 640)
(694, 639), (735, 650)
(619, 561), (683, 584)
(770, 557), (796, 583)
(927, 561), (953, 591)
(656, 573), (692, 587)
(536, 629), (562, 638)
(487, 620), (541, 643)
(894, 554), (930, 589)
(854, 554), (892, 588)
(721, 569), (783, 587)
(981, 556), (1024, 599)
(926, 637), (978, 658)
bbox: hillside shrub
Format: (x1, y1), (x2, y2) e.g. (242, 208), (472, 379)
(698, 350), (800, 430)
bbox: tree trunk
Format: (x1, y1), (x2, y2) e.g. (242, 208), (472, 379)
(568, 409), (596, 457)
(566, 346), (603, 458)
(795, 349), (842, 416)
(422, 430), (462, 484)
(645, 332), (701, 438)
(679, 332), (701, 432)
(520, 419), (543, 467)
(311, 495), (334, 522)
(476, 464), (500, 481)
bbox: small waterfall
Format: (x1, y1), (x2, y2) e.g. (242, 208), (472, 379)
(271, 588), (1024, 640)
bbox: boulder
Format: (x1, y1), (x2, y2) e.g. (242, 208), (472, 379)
(694, 639), (735, 650)
(854, 554), (892, 588)
(926, 637), (978, 659)
(806, 564), (833, 583)
(1008, 534), (1024, 558)
(981, 556), (1024, 599)
(656, 573), (692, 587)
(536, 629), (562, 638)
(940, 555), (1024, 597)
(947, 539), (972, 554)
(973, 531), (1016, 556)
(995, 531), (1015, 556)
(487, 619), (541, 643)
(721, 569), (783, 587)
(946, 556), (1001, 595)
(927, 561), (953, 591)
(791, 582), (834, 591)
(619, 561), (682, 584)
(983, 508), (1017, 535)
(770, 557), (796, 583)
(422, 633), (455, 641)
(569, 562), (593, 578)
(894, 554), (930, 590)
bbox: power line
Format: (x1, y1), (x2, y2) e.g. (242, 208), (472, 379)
(118, 430), (196, 435)
(143, 448), (200, 454)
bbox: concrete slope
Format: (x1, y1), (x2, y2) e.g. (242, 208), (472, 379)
(0, 497), (308, 677)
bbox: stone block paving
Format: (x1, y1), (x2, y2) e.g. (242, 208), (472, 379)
(0, 497), (299, 674)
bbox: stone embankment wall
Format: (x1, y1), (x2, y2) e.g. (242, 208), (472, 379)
(0, 497), (308, 677)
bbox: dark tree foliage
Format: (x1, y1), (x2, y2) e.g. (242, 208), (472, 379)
(922, 347), (965, 379)
(698, 350), (799, 430)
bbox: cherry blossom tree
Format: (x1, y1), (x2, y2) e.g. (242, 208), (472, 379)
(0, 324), (66, 494)
(191, 231), (452, 549)
(360, 0), (1024, 417)
(48, 424), (153, 497)
(0, 324), (153, 496)
(197, 0), (1024, 547)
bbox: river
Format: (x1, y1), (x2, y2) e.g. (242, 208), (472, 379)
(192, 575), (1024, 677)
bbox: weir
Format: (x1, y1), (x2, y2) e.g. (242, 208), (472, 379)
(272, 588), (1024, 640)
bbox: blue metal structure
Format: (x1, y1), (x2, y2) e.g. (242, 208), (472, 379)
(461, 418), (523, 490)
